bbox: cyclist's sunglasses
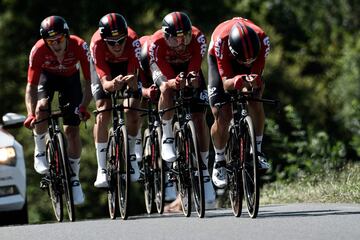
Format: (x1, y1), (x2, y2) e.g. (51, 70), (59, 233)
(45, 34), (66, 46)
(104, 37), (126, 46)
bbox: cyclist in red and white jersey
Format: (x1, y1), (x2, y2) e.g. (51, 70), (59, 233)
(90, 13), (142, 187)
(24, 16), (92, 205)
(207, 17), (271, 188)
(148, 12), (215, 206)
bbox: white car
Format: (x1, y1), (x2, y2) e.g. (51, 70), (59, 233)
(0, 113), (28, 225)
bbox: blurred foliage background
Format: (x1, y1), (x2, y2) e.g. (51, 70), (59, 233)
(0, 0), (359, 223)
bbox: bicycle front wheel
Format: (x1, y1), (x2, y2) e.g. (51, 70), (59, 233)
(107, 128), (118, 219)
(242, 115), (259, 218)
(187, 121), (205, 218)
(154, 126), (165, 214)
(226, 125), (243, 217)
(57, 132), (75, 222)
(46, 138), (63, 222)
(117, 125), (130, 220)
(174, 122), (191, 217)
(142, 128), (154, 214)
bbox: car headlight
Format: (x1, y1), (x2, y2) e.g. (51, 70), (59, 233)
(0, 147), (16, 166)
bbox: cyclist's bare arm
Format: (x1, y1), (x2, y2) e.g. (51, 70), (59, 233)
(25, 83), (38, 116)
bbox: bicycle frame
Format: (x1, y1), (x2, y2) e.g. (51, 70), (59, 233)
(36, 103), (75, 222)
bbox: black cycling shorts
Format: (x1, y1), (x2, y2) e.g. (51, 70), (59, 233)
(37, 71), (82, 126)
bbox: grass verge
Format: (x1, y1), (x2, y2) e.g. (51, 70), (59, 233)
(261, 162), (360, 204)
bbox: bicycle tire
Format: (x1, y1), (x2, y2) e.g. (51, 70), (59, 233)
(107, 128), (118, 219)
(143, 128), (154, 214)
(187, 121), (205, 218)
(154, 126), (165, 214)
(226, 125), (243, 217)
(173, 122), (191, 217)
(242, 115), (259, 218)
(57, 132), (75, 222)
(117, 125), (130, 220)
(46, 138), (63, 222)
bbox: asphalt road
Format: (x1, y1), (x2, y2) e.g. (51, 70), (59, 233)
(1, 203), (360, 240)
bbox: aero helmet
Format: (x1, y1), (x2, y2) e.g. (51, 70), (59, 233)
(228, 22), (260, 65)
(99, 13), (128, 39)
(40, 16), (69, 39)
(162, 12), (192, 47)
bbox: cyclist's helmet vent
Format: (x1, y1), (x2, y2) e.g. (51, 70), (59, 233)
(228, 22), (260, 64)
(40, 16), (69, 39)
(99, 13), (128, 39)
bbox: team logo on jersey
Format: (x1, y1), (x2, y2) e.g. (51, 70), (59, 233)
(197, 34), (207, 57)
(214, 37), (222, 59)
(263, 36), (270, 58)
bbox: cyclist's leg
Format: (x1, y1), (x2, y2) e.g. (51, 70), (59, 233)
(247, 85), (269, 170)
(33, 72), (55, 174)
(191, 89), (215, 207)
(124, 96), (141, 182)
(158, 86), (176, 201)
(92, 75), (112, 187)
(60, 72), (84, 205)
(208, 54), (232, 188)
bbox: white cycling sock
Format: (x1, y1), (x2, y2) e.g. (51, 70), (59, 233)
(128, 134), (137, 156)
(200, 151), (209, 176)
(69, 157), (80, 180)
(34, 132), (46, 153)
(95, 142), (107, 170)
(214, 146), (225, 162)
(256, 135), (263, 152)
(161, 118), (174, 139)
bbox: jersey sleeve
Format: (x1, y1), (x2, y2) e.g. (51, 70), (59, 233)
(251, 32), (270, 75)
(187, 29), (207, 73)
(27, 45), (43, 85)
(77, 39), (91, 81)
(149, 41), (176, 80)
(216, 37), (234, 79)
(90, 41), (111, 79)
(127, 37), (141, 75)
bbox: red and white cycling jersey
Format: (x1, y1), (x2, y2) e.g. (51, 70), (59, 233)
(27, 35), (91, 85)
(90, 28), (141, 79)
(148, 26), (207, 80)
(208, 17), (270, 78)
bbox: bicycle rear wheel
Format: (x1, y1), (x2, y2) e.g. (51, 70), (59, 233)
(143, 129), (154, 214)
(174, 122), (191, 217)
(46, 139), (63, 222)
(242, 116), (259, 218)
(117, 125), (130, 220)
(226, 126), (243, 217)
(57, 132), (75, 222)
(154, 126), (165, 214)
(107, 129), (118, 219)
(187, 121), (205, 218)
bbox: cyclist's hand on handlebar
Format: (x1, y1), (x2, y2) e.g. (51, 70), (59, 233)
(75, 105), (91, 121)
(187, 71), (200, 88)
(23, 113), (36, 129)
(121, 74), (138, 90)
(175, 72), (186, 89)
(245, 74), (262, 89)
(147, 85), (159, 102)
(103, 75), (123, 92)
(233, 74), (262, 90)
